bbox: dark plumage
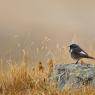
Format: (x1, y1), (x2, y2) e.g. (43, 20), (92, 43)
(69, 44), (95, 64)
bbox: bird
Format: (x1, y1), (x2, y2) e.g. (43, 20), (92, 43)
(69, 44), (95, 64)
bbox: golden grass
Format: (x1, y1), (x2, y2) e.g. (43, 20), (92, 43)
(0, 60), (94, 95)
(0, 43), (95, 95)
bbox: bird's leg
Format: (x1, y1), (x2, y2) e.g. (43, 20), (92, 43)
(75, 59), (80, 64)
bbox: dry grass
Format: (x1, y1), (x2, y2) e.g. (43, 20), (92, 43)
(0, 60), (94, 95)
(0, 43), (95, 95)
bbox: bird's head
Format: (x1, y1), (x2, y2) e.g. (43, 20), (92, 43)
(69, 44), (79, 49)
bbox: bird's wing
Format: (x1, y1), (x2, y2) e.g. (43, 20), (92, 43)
(79, 47), (88, 55)
(79, 51), (87, 55)
(74, 48), (88, 57)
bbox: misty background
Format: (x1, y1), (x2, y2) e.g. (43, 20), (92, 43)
(0, 0), (95, 64)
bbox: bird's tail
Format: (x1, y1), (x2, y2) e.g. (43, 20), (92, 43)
(87, 56), (95, 60)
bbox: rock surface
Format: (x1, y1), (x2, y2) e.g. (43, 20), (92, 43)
(49, 63), (95, 91)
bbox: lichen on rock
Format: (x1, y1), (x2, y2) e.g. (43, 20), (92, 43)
(49, 63), (95, 91)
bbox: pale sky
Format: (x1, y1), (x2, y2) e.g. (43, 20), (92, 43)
(0, 0), (95, 63)
(0, 0), (95, 33)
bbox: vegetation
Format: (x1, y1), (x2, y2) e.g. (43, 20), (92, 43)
(0, 45), (95, 95)
(0, 58), (94, 95)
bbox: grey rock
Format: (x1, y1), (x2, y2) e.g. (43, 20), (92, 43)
(49, 63), (95, 91)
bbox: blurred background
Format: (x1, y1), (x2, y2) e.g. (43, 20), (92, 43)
(0, 0), (95, 64)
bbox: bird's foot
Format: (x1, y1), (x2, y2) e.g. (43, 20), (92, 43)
(75, 60), (79, 64)
(75, 62), (78, 64)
